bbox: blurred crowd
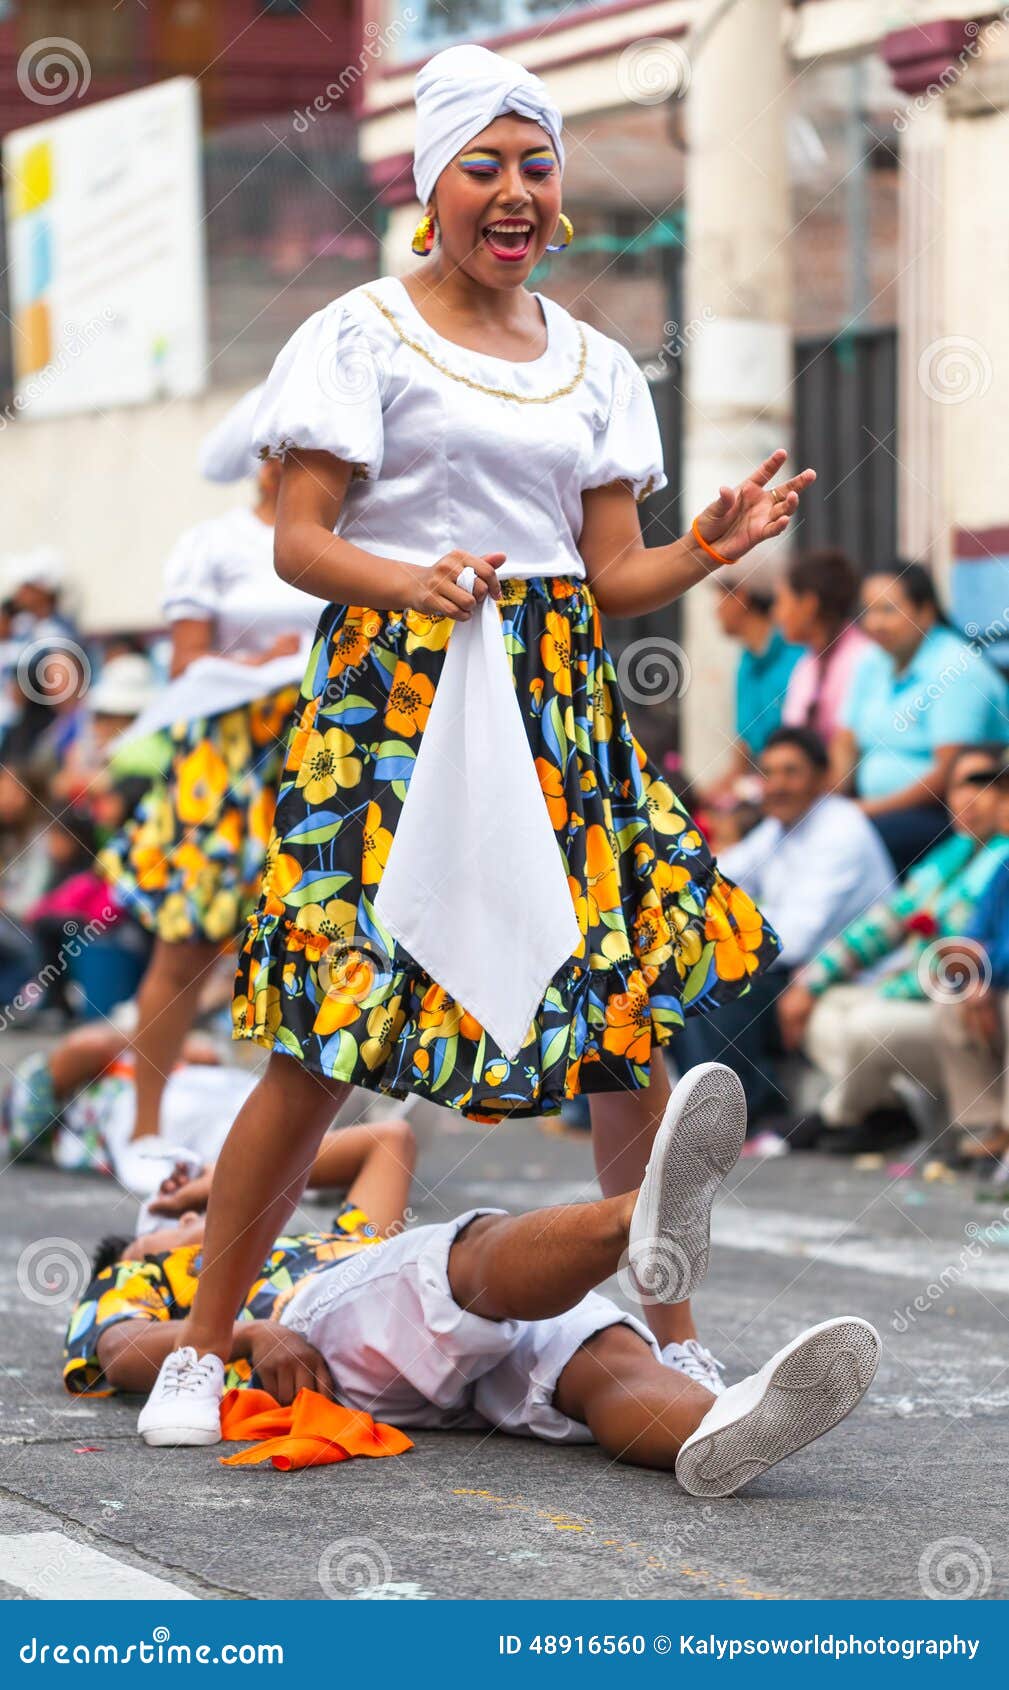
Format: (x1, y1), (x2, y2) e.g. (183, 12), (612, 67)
(2, 531), (1009, 1187)
(0, 546), (167, 1023)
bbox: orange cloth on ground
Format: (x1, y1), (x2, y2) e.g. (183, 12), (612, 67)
(218, 1387), (413, 1471)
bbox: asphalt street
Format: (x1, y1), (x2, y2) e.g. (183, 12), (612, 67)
(1, 1036), (1007, 1602)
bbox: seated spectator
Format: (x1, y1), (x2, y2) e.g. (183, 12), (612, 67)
(833, 564), (1009, 877)
(776, 744), (1009, 1154)
(673, 727), (894, 1146)
(710, 569), (802, 790)
(0, 767), (52, 1003)
(50, 652), (164, 807)
(932, 756), (1009, 1167)
(63, 1077), (879, 1498)
(776, 548), (870, 745)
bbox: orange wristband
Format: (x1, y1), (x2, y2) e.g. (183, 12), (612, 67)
(691, 516), (732, 568)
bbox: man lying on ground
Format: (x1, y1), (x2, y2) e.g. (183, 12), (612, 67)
(63, 1065), (881, 1499)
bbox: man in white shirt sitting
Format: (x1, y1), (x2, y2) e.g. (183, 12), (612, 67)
(675, 727), (894, 1148)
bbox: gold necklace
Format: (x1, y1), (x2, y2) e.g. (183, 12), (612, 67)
(363, 288), (586, 404)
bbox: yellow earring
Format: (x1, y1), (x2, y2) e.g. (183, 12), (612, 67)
(411, 210), (436, 257)
(545, 212), (573, 253)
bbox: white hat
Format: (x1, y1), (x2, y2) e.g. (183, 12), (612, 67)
(3, 545), (66, 594)
(198, 382), (266, 483)
(413, 44), (564, 209)
(90, 653), (157, 718)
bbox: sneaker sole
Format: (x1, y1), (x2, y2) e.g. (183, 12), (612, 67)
(139, 1424), (221, 1448)
(628, 1063), (747, 1302)
(675, 1317), (881, 1498)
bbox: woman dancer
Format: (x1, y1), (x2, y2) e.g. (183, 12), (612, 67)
(100, 387), (322, 1187)
(140, 42), (816, 1440)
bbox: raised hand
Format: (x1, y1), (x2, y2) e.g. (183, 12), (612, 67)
(694, 448), (816, 566)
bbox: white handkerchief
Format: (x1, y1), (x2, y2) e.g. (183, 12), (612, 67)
(111, 642), (311, 749)
(375, 570), (579, 1060)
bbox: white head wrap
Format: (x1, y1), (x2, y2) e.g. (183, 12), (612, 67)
(198, 382), (266, 483)
(413, 43), (564, 209)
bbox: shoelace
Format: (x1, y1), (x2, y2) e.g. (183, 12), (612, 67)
(161, 1349), (218, 1398)
(667, 1342), (725, 1392)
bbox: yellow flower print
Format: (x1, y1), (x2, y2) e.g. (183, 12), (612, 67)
(330, 610), (382, 677)
(250, 687), (298, 747)
(585, 822), (621, 920)
(540, 610), (573, 697)
(361, 995), (406, 1069)
(602, 969), (652, 1064)
(157, 892), (193, 942)
(405, 609), (453, 654)
(529, 676), (545, 716)
(640, 770), (687, 837)
(567, 873), (588, 960)
(295, 727), (362, 804)
(174, 840), (206, 891)
(262, 835), (303, 914)
(669, 905), (703, 976)
(286, 698), (320, 776)
(535, 757), (568, 832)
(294, 896), (358, 942)
(632, 891), (674, 971)
(176, 740), (229, 827)
(247, 787), (275, 847)
(361, 801), (394, 884)
(386, 662), (435, 737)
(203, 888), (240, 943)
(314, 942), (382, 1036)
(217, 709), (252, 770)
(590, 674), (613, 743)
(418, 983), (464, 1043)
(652, 858), (691, 897)
(253, 984), (284, 1038)
(590, 926), (636, 970)
(704, 883), (764, 980)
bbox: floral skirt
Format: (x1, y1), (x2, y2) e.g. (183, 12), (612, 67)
(232, 578), (779, 1121)
(100, 687), (301, 945)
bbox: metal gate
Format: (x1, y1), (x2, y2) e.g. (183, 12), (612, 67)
(793, 326), (898, 569)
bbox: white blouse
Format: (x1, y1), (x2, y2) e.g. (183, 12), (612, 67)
(251, 274), (667, 580)
(250, 277), (668, 1056)
(161, 505), (322, 656)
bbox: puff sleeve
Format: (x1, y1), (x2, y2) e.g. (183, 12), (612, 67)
(251, 297), (385, 481)
(583, 341), (667, 504)
(160, 521), (219, 624)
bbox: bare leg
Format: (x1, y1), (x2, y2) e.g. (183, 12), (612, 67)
(129, 937), (221, 1140)
(446, 1205), (714, 1468)
(179, 1053), (351, 1360)
(448, 1194), (636, 1320)
(47, 1024), (129, 1099)
(589, 1054), (695, 1346)
(316, 1120), (417, 1236)
(555, 1324), (714, 1469)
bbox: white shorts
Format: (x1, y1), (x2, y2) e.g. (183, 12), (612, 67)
(280, 1210), (659, 1444)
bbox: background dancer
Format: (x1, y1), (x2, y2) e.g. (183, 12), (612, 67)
(100, 389), (322, 1189)
(140, 43), (816, 1441)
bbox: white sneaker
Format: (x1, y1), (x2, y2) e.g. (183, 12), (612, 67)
(113, 1140), (202, 1200)
(137, 1346), (225, 1447)
(627, 1063), (746, 1302)
(675, 1317), (881, 1497)
(661, 1338), (726, 1396)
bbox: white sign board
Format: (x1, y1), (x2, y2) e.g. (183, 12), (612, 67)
(3, 76), (207, 419)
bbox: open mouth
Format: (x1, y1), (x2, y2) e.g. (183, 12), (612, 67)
(481, 219), (535, 262)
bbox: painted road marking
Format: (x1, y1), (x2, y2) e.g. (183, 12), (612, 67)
(0, 1532), (198, 1600)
